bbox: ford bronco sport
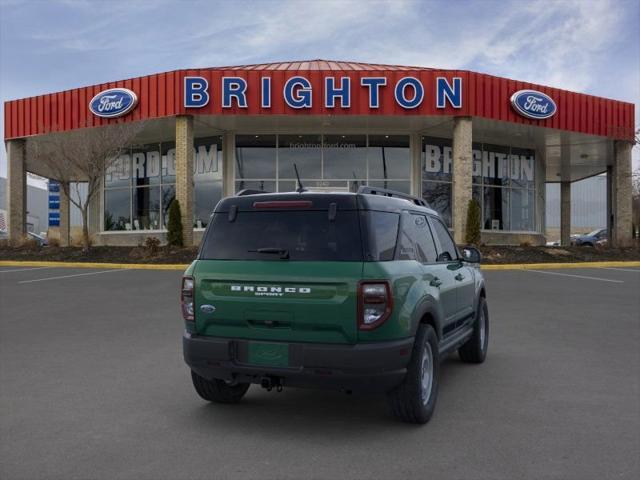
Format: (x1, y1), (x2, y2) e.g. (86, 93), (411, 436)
(182, 186), (488, 424)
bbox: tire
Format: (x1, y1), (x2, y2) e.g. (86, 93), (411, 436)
(458, 296), (489, 363)
(191, 371), (250, 404)
(387, 324), (440, 424)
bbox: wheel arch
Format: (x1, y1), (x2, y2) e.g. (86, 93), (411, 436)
(413, 302), (443, 339)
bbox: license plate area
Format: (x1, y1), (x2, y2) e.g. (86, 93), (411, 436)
(247, 342), (289, 367)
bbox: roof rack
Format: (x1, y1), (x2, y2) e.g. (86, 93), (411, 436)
(235, 189), (270, 196)
(357, 186), (429, 208)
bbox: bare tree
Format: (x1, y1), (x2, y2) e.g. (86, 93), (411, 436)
(27, 121), (144, 250)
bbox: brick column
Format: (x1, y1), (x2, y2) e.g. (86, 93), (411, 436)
(560, 181), (571, 246)
(6, 139), (27, 244)
(611, 141), (633, 247)
(410, 133), (422, 197)
(59, 182), (70, 246)
(452, 117), (472, 244)
(175, 115), (194, 246)
(222, 133), (235, 197)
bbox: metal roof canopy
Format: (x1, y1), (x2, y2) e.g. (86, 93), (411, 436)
(4, 59), (634, 143)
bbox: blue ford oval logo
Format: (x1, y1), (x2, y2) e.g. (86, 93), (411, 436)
(89, 88), (138, 118)
(200, 304), (216, 314)
(510, 89), (556, 120)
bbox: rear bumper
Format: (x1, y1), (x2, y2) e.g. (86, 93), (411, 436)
(183, 333), (414, 393)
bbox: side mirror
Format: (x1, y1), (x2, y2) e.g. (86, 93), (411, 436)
(462, 246), (481, 264)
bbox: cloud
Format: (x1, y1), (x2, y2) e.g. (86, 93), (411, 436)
(1, 0), (638, 175)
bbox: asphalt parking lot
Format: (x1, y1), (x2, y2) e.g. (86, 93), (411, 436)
(1, 265), (639, 480)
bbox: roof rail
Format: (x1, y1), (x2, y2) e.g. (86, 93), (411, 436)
(357, 186), (429, 208)
(235, 189), (270, 196)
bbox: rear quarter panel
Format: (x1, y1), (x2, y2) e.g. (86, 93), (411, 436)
(359, 261), (444, 341)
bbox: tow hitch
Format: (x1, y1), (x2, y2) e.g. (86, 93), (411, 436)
(260, 376), (284, 392)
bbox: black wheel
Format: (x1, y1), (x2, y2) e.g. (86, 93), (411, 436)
(387, 324), (440, 424)
(458, 297), (489, 363)
(191, 371), (250, 404)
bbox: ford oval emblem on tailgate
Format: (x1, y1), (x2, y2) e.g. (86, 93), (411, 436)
(200, 304), (216, 314)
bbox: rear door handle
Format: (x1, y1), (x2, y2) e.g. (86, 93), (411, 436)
(455, 273), (465, 281)
(429, 277), (442, 287)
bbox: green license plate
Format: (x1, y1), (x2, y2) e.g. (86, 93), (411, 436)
(247, 342), (289, 367)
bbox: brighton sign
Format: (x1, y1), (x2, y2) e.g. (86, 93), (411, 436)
(510, 89), (557, 120)
(89, 88), (138, 118)
(183, 75), (463, 110)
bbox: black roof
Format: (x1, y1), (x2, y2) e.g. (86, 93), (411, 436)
(214, 190), (439, 216)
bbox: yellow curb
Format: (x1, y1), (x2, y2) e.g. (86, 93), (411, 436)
(481, 261), (640, 270)
(0, 260), (189, 270)
(1, 260), (639, 271)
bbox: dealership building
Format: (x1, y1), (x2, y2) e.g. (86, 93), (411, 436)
(3, 60), (635, 246)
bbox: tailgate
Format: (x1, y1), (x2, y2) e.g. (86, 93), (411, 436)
(194, 260), (363, 344)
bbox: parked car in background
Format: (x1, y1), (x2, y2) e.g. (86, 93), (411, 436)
(0, 230), (48, 245)
(572, 228), (607, 247)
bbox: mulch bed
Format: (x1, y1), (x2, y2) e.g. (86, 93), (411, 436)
(0, 245), (199, 264)
(1, 243), (638, 265)
(480, 245), (640, 264)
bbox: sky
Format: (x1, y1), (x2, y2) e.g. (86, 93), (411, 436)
(1, 0), (638, 182)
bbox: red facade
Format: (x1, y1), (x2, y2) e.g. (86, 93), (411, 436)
(3, 60), (635, 141)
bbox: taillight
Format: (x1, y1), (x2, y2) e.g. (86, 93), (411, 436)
(358, 281), (393, 330)
(181, 276), (195, 321)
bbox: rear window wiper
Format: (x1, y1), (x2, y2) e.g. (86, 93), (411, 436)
(248, 247), (290, 259)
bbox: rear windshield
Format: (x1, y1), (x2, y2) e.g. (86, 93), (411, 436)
(200, 210), (363, 261)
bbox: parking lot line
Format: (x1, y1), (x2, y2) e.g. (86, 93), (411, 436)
(18, 269), (126, 284)
(0, 266), (55, 273)
(599, 267), (640, 273)
(526, 269), (624, 283)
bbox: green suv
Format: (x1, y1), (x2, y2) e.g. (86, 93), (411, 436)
(182, 187), (488, 424)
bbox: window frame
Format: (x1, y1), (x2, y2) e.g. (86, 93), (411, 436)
(427, 215), (460, 263)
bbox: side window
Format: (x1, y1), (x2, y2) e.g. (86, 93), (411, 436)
(396, 213), (438, 263)
(429, 217), (458, 262)
(410, 214), (438, 263)
(362, 211), (400, 261)
(397, 225), (416, 260)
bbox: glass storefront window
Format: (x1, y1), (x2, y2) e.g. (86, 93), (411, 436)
(483, 186), (509, 231)
(510, 147), (535, 189)
(368, 135), (410, 180)
(482, 144), (511, 187)
(195, 181), (222, 228)
(104, 188), (131, 231)
(104, 136), (223, 232)
(322, 134), (367, 180)
(132, 143), (161, 187)
(422, 137), (537, 233)
(422, 181), (452, 227)
(234, 134), (411, 197)
(278, 134), (322, 179)
(510, 189), (535, 231)
(194, 136), (223, 228)
(132, 186), (160, 230)
(161, 142), (176, 184)
(472, 142), (483, 184)
(423, 137), (452, 183)
(235, 135), (276, 180)
(161, 185), (175, 228)
(105, 154), (131, 188)
(235, 180), (276, 193)
(368, 180), (411, 194)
